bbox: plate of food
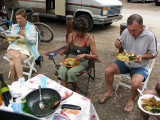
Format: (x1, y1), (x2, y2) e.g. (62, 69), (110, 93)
(116, 52), (137, 62)
(4, 36), (20, 41)
(62, 58), (80, 67)
(138, 94), (160, 116)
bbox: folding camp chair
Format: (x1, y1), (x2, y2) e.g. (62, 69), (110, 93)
(45, 46), (102, 95)
(115, 58), (156, 92)
(3, 31), (39, 80)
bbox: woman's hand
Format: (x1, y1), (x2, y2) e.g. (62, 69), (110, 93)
(76, 54), (86, 61)
(17, 29), (26, 37)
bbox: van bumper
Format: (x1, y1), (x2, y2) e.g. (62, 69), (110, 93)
(93, 15), (123, 25)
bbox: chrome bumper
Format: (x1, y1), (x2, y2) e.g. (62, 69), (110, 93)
(93, 15), (123, 25)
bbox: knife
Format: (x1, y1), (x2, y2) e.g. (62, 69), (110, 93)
(61, 104), (81, 110)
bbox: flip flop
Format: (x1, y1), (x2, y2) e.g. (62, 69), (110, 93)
(124, 103), (133, 112)
(98, 95), (111, 104)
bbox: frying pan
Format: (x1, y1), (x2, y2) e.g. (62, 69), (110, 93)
(25, 88), (61, 117)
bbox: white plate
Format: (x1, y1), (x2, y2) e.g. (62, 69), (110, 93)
(138, 94), (160, 116)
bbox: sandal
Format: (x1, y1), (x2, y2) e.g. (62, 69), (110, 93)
(98, 95), (111, 104)
(124, 103), (134, 112)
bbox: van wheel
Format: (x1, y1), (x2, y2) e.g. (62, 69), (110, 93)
(78, 15), (93, 32)
(141, 0), (146, 3)
(155, 2), (160, 6)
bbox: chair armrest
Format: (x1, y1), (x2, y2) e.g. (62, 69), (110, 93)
(44, 46), (66, 57)
(23, 55), (34, 63)
(3, 56), (10, 61)
(90, 58), (102, 63)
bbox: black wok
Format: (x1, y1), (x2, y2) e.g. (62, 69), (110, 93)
(25, 88), (61, 117)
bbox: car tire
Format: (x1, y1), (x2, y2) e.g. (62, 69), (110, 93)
(141, 0), (146, 3)
(155, 2), (160, 6)
(78, 14), (93, 32)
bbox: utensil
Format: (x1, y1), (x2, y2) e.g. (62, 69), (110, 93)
(137, 88), (147, 99)
(117, 37), (121, 43)
(52, 92), (73, 108)
(39, 86), (45, 110)
(137, 88), (144, 96)
(61, 104), (81, 110)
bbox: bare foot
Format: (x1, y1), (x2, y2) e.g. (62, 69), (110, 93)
(124, 101), (134, 112)
(98, 92), (112, 104)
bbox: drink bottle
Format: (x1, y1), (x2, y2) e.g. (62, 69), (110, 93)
(55, 71), (60, 84)
(21, 98), (33, 115)
(0, 95), (2, 106)
(0, 74), (12, 106)
(55, 71), (58, 79)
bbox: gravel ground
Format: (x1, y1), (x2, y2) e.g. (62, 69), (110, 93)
(0, 0), (160, 120)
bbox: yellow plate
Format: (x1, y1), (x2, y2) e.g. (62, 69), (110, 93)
(4, 36), (20, 41)
(62, 58), (80, 67)
(116, 52), (137, 62)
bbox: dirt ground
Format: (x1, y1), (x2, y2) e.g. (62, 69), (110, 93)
(0, 0), (160, 120)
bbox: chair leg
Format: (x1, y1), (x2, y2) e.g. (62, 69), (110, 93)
(115, 80), (120, 91)
(93, 64), (95, 80)
(77, 63), (96, 95)
(8, 71), (11, 78)
(23, 58), (37, 80)
(89, 67), (95, 80)
(78, 67), (94, 95)
(78, 73), (91, 95)
(115, 75), (124, 91)
(28, 59), (37, 80)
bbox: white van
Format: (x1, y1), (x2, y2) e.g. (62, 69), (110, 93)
(18, 0), (123, 31)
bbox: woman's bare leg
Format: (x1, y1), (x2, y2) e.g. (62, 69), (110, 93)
(60, 79), (68, 87)
(71, 82), (78, 92)
(7, 50), (28, 81)
(9, 60), (17, 82)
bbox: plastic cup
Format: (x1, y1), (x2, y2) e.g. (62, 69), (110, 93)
(40, 77), (47, 88)
(49, 53), (54, 60)
(11, 103), (22, 113)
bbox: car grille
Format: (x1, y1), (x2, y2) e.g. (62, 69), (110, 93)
(108, 6), (121, 16)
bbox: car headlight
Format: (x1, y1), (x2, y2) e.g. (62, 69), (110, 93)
(120, 5), (123, 14)
(102, 10), (108, 16)
(102, 7), (109, 16)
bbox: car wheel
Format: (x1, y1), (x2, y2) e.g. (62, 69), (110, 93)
(141, 0), (146, 3)
(78, 14), (93, 32)
(155, 2), (160, 6)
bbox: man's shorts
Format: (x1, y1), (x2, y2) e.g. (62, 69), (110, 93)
(114, 60), (148, 81)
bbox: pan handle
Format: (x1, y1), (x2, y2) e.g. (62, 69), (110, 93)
(61, 104), (81, 110)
